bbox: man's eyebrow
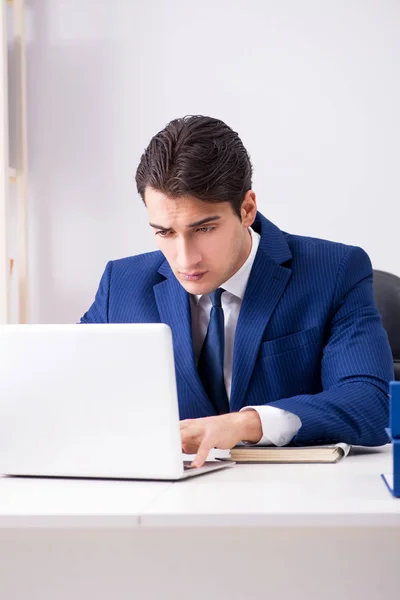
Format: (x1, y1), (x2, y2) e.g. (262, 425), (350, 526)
(188, 216), (221, 228)
(149, 223), (171, 231)
(149, 216), (222, 231)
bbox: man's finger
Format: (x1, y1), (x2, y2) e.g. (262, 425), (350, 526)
(180, 428), (189, 450)
(192, 437), (213, 468)
(181, 425), (203, 454)
(179, 420), (193, 430)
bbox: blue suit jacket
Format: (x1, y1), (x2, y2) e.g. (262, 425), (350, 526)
(81, 212), (394, 446)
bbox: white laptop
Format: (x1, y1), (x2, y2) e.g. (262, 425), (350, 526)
(0, 324), (234, 480)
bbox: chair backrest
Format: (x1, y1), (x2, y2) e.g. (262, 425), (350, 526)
(373, 270), (400, 381)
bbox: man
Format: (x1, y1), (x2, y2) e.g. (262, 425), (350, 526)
(81, 115), (393, 467)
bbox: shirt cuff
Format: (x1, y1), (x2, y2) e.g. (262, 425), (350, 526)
(240, 406), (302, 446)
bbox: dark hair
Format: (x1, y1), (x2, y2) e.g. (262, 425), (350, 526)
(135, 115), (253, 218)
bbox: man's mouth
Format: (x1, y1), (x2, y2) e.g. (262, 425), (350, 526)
(179, 271), (207, 281)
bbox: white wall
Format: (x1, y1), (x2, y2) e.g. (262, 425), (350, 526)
(23, 0), (400, 323)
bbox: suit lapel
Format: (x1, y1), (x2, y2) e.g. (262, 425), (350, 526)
(229, 214), (292, 412)
(154, 261), (214, 416)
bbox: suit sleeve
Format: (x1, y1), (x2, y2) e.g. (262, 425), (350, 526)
(79, 261), (113, 323)
(266, 246), (394, 446)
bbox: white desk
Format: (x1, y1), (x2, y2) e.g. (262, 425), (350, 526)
(0, 446), (399, 600)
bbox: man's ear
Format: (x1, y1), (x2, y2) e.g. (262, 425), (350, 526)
(241, 191), (257, 226)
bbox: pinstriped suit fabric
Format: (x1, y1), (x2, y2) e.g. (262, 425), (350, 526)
(81, 212), (394, 446)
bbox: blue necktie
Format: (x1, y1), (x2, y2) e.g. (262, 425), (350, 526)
(197, 288), (230, 415)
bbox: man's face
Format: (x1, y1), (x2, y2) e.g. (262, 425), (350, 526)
(145, 187), (257, 295)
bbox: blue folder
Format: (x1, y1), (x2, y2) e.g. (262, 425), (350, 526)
(381, 381), (400, 497)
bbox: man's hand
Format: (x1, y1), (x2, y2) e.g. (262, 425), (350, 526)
(180, 410), (262, 468)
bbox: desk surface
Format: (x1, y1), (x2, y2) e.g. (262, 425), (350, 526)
(0, 445), (398, 529)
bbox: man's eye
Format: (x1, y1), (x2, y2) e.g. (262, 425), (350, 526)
(196, 227), (214, 234)
(156, 231), (169, 237)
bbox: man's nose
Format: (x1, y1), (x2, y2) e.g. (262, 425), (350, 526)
(176, 239), (202, 269)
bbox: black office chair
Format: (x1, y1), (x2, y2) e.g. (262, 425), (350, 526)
(373, 270), (400, 381)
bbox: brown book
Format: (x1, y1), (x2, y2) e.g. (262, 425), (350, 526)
(229, 443), (351, 464)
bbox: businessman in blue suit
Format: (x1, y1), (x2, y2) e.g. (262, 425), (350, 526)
(81, 115), (393, 467)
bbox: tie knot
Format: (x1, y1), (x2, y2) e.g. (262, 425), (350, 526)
(209, 288), (224, 308)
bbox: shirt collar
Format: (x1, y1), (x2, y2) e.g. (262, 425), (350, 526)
(193, 226), (261, 305)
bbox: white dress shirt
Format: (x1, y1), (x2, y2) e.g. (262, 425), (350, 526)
(190, 227), (302, 446)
